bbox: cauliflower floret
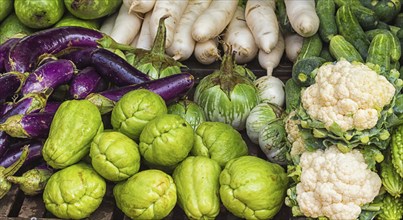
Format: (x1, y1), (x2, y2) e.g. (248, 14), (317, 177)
(284, 111), (305, 157)
(301, 60), (395, 132)
(296, 146), (382, 220)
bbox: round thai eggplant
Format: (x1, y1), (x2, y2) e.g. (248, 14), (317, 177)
(21, 59), (76, 96)
(69, 66), (108, 99)
(0, 112), (55, 139)
(0, 140), (43, 168)
(167, 100), (206, 130)
(0, 71), (28, 100)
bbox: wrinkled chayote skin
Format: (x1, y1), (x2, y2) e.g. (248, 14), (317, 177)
(90, 131), (141, 182)
(111, 89), (167, 141)
(114, 169), (177, 220)
(42, 100), (103, 169)
(173, 156), (221, 220)
(192, 122), (248, 167)
(167, 100), (206, 130)
(220, 156), (289, 220)
(139, 114), (194, 167)
(43, 163), (106, 219)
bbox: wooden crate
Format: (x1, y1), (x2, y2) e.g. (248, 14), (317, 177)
(0, 57), (294, 220)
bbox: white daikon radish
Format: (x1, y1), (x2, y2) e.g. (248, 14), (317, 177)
(258, 32), (285, 76)
(166, 0), (212, 61)
(136, 11), (153, 50)
(130, 32), (140, 48)
(245, 0), (278, 53)
(149, 0), (189, 48)
(191, 0), (238, 42)
(223, 6), (258, 64)
(284, 33), (304, 63)
(284, 0), (319, 37)
(123, 0), (156, 14)
(110, 4), (143, 45)
(194, 38), (220, 65)
(100, 13), (118, 35)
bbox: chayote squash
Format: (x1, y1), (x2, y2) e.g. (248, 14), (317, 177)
(173, 156), (221, 220)
(220, 156), (289, 220)
(114, 169), (177, 220)
(43, 163), (106, 219)
(139, 114), (194, 168)
(111, 89), (167, 142)
(42, 100), (103, 169)
(90, 130), (141, 182)
(192, 122), (248, 167)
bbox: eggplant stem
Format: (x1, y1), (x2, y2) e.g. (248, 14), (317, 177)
(3, 145), (29, 177)
(151, 15), (169, 55)
(5, 176), (23, 184)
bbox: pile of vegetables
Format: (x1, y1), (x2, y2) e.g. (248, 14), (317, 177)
(3, 0), (403, 220)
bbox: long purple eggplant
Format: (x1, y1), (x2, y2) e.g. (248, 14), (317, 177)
(0, 38), (20, 73)
(0, 140), (43, 168)
(4, 26), (133, 74)
(0, 72), (28, 100)
(42, 102), (61, 113)
(21, 59), (76, 96)
(58, 47), (96, 69)
(90, 48), (151, 86)
(0, 92), (50, 124)
(86, 72), (195, 114)
(0, 112), (54, 139)
(0, 132), (10, 159)
(0, 102), (13, 118)
(69, 66), (108, 99)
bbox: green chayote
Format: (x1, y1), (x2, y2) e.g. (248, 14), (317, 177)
(220, 156), (289, 220)
(139, 114), (194, 168)
(111, 89), (167, 141)
(43, 163), (106, 219)
(173, 156), (221, 220)
(192, 122), (248, 167)
(114, 169), (177, 220)
(167, 100), (206, 130)
(42, 100), (103, 169)
(90, 131), (141, 182)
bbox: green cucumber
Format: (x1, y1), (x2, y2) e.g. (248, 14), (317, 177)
(296, 33), (323, 62)
(336, 5), (370, 59)
(0, 0), (13, 23)
(334, 0), (378, 30)
(394, 13), (403, 29)
(0, 13), (33, 44)
(370, 0), (401, 23)
(365, 29), (401, 62)
(320, 44), (335, 62)
(316, 0), (338, 43)
(366, 33), (391, 74)
(292, 56), (326, 87)
(64, 0), (122, 20)
(329, 35), (364, 62)
(14, 0), (65, 29)
(285, 78), (302, 113)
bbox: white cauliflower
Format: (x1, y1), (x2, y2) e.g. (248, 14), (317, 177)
(284, 111), (305, 157)
(301, 60), (395, 132)
(296, 146), (382, 220)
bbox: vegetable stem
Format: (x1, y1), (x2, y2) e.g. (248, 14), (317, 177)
(151, 16), (169, 55)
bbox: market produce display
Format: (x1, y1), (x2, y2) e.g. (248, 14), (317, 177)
(2, 0), (403, 220)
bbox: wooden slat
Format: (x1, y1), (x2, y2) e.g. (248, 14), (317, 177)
(0, 186), (20, 217)
(18, 195), (46, 218)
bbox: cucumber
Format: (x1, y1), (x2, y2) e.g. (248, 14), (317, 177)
(351, 4), (379, 30)
(54, 14), (101, 30)
(365, 29), (401, 62)
(276, 0), (293, 34)
(285, 78), (302, 113)
(296, 33), (323, 62)
(64, 0), (122, 20)
(366, 33), (391, 74)
(394, 13), (403, 28)
(0, 13), (33, 44)
(292, 56), (326, 87)
(320, 44), (335, 62)
(316, 0), (338, 43)
(334, 0), (361, 7)
(0, 0), (13, 23)
(329, 35), (364, 62)
(14, 0), (65, 29)
(336, 5), (370, 60)
(370, 0), (401, 23)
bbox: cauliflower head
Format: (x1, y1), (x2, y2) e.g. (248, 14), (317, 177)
(301, 60), (395, 132)
(296, 146), (382, 220)
(284, 111), (305, 157)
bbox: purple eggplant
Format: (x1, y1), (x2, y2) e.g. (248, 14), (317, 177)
(0, 102), (13, 118)
(21, 59), (76, 96)
(90, 48), (151, 86)
(0, 92), (50, 124)
(6, 162), (53, 196)
(0, 38), (20, 73)
(69, 66), (108, 99)
(58, 47), (96, 69)
(0, 132), (10, 159)
(4, 26), (133, 74)
(42, 102), (61, 113)
(86, 72), (195, 114)
(0, 71), (28, 100)
(0, 140), (43, 168)
(0, 112), (54, 139)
